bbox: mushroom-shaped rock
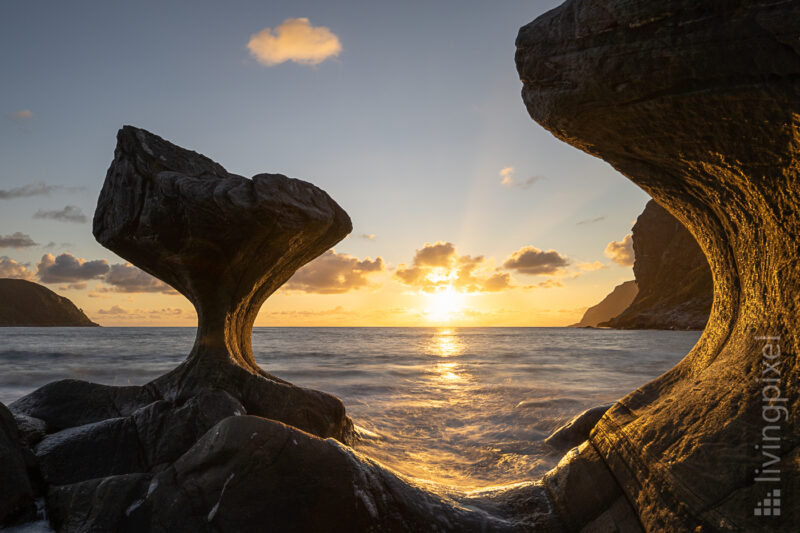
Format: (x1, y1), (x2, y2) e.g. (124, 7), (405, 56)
(91, 126), (353, 441)
(517, 1), (799, 530)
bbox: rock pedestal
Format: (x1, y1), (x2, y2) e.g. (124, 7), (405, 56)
(517, 1), (799, 530)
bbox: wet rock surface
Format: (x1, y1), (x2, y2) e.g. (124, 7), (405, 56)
(544, 404), (611, 452)
(517, 0), (800, 530)
(602, 200), (712, 330)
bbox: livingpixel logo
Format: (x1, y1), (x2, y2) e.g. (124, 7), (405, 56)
(754, 335), (785, 518)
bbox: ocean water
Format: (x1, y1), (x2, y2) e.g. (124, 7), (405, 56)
(0, 327), (701, 489)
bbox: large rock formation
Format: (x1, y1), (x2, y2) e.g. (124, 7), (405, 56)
(569, 280), (637, 327)
(517, 0), (799, 531)
(7, 127), (567, 532)
(0, 279), (98, 327)
(602, 200), (712, 329)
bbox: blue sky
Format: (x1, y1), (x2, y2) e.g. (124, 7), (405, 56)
(0, 1), (650, 325)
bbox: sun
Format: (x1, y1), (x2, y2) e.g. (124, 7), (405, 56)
(424, 286), (466, 322)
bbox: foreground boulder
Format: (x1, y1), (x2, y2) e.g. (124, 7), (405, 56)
(517, 0), (799, 530)
(0, 402), (36, 526)
(47, 416), (562, 532)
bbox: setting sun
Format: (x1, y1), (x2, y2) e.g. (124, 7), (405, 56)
(423, 286), (466, 322)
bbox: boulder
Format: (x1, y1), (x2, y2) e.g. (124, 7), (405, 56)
(0, 402), (36, 526)
(109, 416), (554, 532)
(47, 473), (152, 533)
(544, 404), (612, 452)
(516, 0), (800, 530)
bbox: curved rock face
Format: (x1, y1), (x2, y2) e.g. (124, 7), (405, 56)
(603, 200), (712, 330)
(517, 1), (799, 531)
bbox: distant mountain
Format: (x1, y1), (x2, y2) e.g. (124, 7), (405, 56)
(600, 201), (713, 330)
(569, 280), (638, 327)
(0, 279), (98, 327)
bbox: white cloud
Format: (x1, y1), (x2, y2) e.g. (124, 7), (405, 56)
(499, 166), (545, 189)
(247, 18), (341, 66)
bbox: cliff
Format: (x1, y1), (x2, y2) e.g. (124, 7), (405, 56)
(601, 200), (713, 330)
(570, 280), (637, 327)
(517, 0), (800, 530)
(0, 279), (98, 327)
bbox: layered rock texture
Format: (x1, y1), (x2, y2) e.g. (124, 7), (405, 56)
(569, 280), (637, 327)
(602, 200), (712, 329)
(517, 0), (799, 531)
(0, 279), (98, 327)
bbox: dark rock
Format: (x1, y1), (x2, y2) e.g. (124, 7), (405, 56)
(10, 379), (157, 432)
(601, 201), (712, 330)
(13, 414), (47, 447)
(569, 280), (637, 327)
(35, 417), (144, 486)
(517, 0), (800, 530)
(0, 279), (98, 327)
(91, 126), (353, 443)
(0, 402), (36, 526)
(34, 389), (246, 486)
(47, 473), (152, 533)
(544, 404), (612, 451)
(119, 416), (536, 532)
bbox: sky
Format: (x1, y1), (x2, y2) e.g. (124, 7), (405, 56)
(0, 0), (650, 327)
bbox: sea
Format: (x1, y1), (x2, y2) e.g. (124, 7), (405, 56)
(0, 327), (701, 490)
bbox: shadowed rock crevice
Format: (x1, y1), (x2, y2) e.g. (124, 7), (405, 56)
(517, 0), (799, 530)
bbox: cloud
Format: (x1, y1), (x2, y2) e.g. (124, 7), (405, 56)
(537, 279), (564, 289)
(102, 263), (175, 293)
(499, 167), (515, 186)
(247, 18), (342, 66)
(0, 232), (38, 249)
(33, 205), (87, 223)
(503, 246), (569, 275)
(96, 306), (187, 319)
(499, 167), (545, 189)
(395, 242), (514, 293)
(577, 261), (607, 272)
(0, 256), (34, 279)
(413, 241), (457, 267)
(576, 216), (606, 225)
(7, 109), (33, 121)
(605, 234), (634, 266)
(36, 253), (109, 283)
(360, 234), (376, 240)
(0, 183), (84, 200)
(284, 250), (385, 294)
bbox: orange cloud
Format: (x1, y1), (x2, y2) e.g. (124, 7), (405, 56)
(247, 18), (341, 66)
(605, 234), (634, 266)
(283, 250), (384, 294)
(395, 242), (513, 293)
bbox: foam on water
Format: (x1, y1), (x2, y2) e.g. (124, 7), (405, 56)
(0, 326), (700, 489)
